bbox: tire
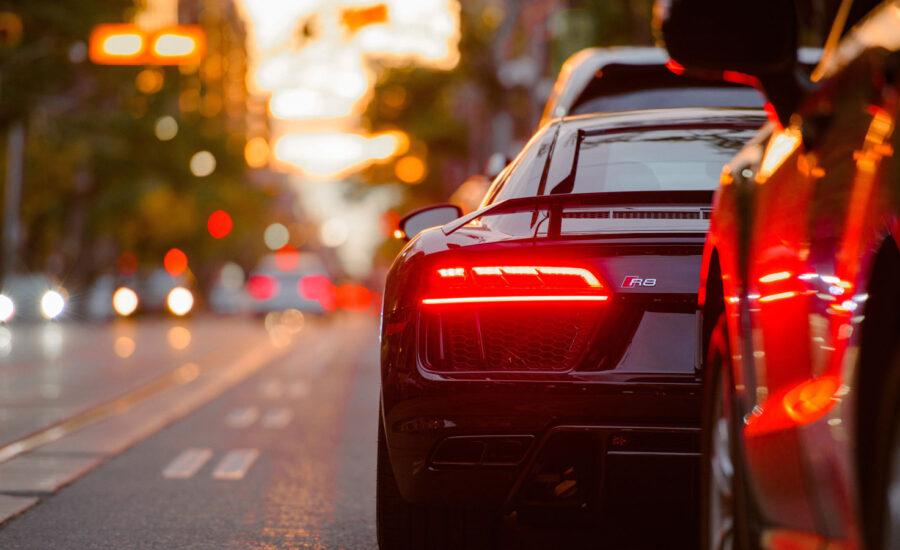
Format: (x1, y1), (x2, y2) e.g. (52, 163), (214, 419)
(376, 416), (499, 550)
(700, 313), (760, 550)
(878, 349), (900, 550)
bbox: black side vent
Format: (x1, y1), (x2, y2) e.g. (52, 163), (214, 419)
(612, 210), (701, 220)
(562, 211), (611, 219)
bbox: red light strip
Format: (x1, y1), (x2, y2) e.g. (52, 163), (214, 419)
(422, 295), (609, 305)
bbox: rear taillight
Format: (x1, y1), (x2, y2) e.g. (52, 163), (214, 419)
(422, 265), (610, 305)
(420, 265), (609, 373)
(247, 275), (278, 300)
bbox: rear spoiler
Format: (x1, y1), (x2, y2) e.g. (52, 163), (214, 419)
(442, 190), (715, 238)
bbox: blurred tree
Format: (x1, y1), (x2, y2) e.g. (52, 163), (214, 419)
(0, 1), (270, 306)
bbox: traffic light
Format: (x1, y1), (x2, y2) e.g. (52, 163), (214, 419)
(89, 24), (205, 65)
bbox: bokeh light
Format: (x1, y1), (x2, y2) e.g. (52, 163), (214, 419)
(167, 287), (194, 316)
(219, 262), (245, 290)
(244, 136), (270, 168)
(0, 295), (14, 322)
(136, 68), (164, 94)
(167, 326), (192, 349)
(207, 210), (233, 239)
(114, 336), (135, 358)
(275, 245), (300, 271)
(263, 223), (289, 250)
(164, 248), (188, 277)
(118, 251), (139, 275)
(155, 116), (178, 141)
(189, 151), (216, 177)
(112, 287), (139, 317)
(40, 290), (65, 320)
(395, 155), (426, 184)
(320, 218), (349, 247)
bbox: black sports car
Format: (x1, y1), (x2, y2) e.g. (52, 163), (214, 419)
(378, 107), (765, 548)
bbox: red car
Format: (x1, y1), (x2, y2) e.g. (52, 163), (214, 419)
(660, 0), (900, 548)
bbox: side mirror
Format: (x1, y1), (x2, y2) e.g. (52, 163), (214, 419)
(398, 204), (462, 241)
(654, 0), (803, 125)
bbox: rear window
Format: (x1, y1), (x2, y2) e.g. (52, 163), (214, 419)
(562, 126), (757, 194)
(571, 87), (764, 114)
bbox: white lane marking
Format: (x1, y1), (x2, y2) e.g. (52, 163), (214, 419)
(287, 381), (309, 399)
(261, 407), (293, 429)
(163, 448), (213, 479)
(212, 449), (259, 480)
(259, 378), (284, 400)
(225, 406), (260, 428)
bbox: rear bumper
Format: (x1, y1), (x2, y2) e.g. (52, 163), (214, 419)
(382, 378), (701, 509)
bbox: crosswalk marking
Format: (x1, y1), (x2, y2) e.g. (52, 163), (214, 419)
(212, 449), (259, 480)
(225, 406), (259, 428)
(162, 448), (213, 479)
(261, 407), (293, 429)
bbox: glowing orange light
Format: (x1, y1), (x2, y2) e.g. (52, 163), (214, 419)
(422, 295), (610, 305)
(164, 248), (188, 277)
(664, 59), (685, 75)
(782, 376), (841, 425)
(759, 271), (792, 283)
(336, 284), (373, 311)
(395, 155), (426, 184)
(758, 127), (801, 183)
(341, 4), (388, 32)
(207, 210), (233, 239)
(244, 137), (270, 168)
(89, 24), (205, 66)
(149, 26), (205, 65)
(275, 245), (300, 271)
(393, 229), (405, 239)
(90, 24), (145, 64)
(758, 291), (797, 303)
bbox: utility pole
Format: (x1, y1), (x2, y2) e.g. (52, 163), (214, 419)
(3, 119), (24, 279)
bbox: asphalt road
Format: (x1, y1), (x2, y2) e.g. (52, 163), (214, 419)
(0, 314), (697, 549)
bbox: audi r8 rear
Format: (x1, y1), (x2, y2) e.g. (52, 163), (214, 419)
(378, 108), (764, 549)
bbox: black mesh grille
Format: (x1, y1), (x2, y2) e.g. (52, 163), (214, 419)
(612, 210), (701, 219)
(423, 305), (601, 372)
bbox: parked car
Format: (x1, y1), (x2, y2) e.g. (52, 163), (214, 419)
(378, 106), (765, 548)
(659, 0), (900, 548)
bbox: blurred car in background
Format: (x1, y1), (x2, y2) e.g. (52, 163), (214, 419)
(541, 45), (822, 127)
(84, 269), (194, 320)
(379, 106), (765, 548)
(244, 252), (334, 315)
(0, 274), (67, 322)
(658, 0), (900, 548)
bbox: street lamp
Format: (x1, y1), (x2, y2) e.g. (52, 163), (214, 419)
(89, 24), (205, 66)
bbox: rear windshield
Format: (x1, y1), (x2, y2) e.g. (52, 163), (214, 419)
(563, 126), (757, 194)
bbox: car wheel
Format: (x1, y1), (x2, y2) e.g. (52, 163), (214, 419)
(700, 314), (759, 550)
(871, 347), (900, 550)
(376, 415), (499, 550)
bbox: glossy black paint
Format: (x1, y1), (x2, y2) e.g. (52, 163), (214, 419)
(380, 108), (764, 512)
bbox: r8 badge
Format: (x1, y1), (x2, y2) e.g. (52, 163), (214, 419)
(622, 276), (657, 288)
